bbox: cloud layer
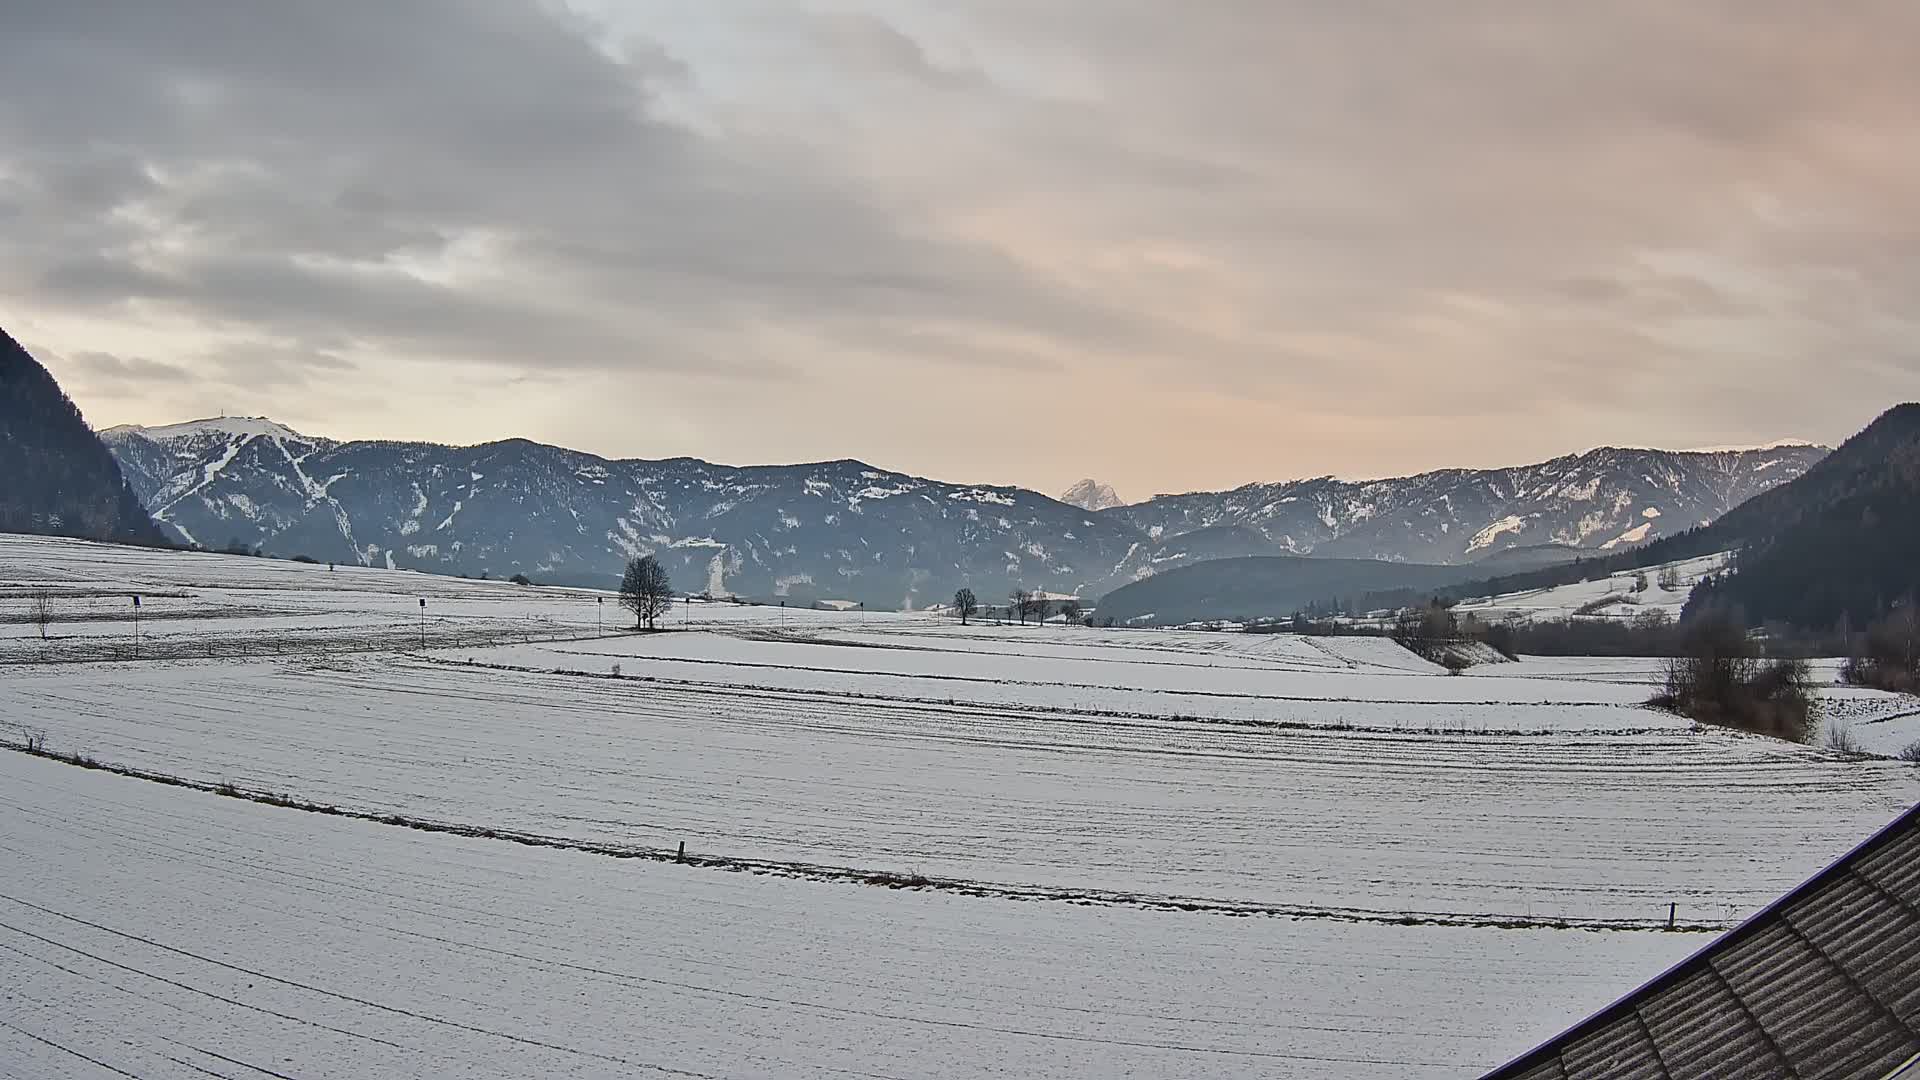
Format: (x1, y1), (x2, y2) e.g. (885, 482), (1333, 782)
(4, 1), (1916, 494)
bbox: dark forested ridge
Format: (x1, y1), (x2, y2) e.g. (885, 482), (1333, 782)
(1685, 404), (1920, 630)
(0, 327), (166, 545)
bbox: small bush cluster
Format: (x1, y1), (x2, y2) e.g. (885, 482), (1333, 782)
(1824, 723), (1863, 755)
(1840, 605), (1920, 693)
(1650, 609), (1817, 743)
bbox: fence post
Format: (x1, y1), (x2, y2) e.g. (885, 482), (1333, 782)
(1668, 902), (1676, 929)
(676, 841), (686, 864)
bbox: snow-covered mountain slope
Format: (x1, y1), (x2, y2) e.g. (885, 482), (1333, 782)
(1104, 444), (1827, 566)
(103, 420), (1824, 605)
(1059, 478), (1124, 512)
(103, 421), (1144, 605)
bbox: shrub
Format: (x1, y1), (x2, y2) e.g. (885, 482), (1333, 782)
(1840, 605), (1920, 693)
(290, 554), (320, 564)
(1899, 740), (1920, 763)
(1574, 594), (1631, 616)
(1824, 723), (1863, 755)
(509, 573), (532, 586)
(1652, 609), (1817, 743)
(1440, 651), (1472, 675)
(1480, 620), (1521, 661)
(1391, 600), (1457, 661)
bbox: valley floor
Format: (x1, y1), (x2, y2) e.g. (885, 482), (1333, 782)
(2, 534), (1916, 1077)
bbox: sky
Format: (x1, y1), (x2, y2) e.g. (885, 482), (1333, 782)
(4, 2), (1918, 498)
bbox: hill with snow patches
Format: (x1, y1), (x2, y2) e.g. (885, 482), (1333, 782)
(1109, 443), (1827, 565)
(102, 418), (1824, 605)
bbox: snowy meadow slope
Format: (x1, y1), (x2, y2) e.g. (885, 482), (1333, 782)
(3, 533), (1917, 1077)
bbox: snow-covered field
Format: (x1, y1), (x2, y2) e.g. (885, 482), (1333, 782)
(2, 534), (1917, 1077)
(0, 750), (1697, 1079)
(1501, 654), (1920, 757)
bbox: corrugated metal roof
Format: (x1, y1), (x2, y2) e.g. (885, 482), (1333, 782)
(1485, 803), (1920, 1080)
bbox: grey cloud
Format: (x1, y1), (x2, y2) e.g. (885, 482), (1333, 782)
(0, 0), (1147, 384)
(56, 350), (195, 387)
(804, 12), (988, 89)
(4, 1), (1919, 493)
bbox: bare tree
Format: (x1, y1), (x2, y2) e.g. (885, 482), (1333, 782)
(1657, 566), (1682, 592)
(29, 591), (52, 641)
(1058, 599), (1082, 625)
(1010, 588), (1031, 626)
(953, 588), (978, 626)
(620, 555), (674, 630)
(1025, 592), (1049, 624)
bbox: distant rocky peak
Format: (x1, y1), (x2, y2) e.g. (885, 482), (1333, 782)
(1060, 478), (1124, 512)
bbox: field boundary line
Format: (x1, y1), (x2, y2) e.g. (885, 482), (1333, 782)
(1, 739), (1725, 934)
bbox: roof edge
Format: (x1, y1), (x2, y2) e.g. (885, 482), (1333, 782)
(1482, 800), (1920, 1079)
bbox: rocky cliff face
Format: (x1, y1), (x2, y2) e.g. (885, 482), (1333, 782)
(1059, 479), (1124, 512)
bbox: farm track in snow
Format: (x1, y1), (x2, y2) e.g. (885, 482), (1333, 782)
(432, 654), (1671, 736)
(513, 643), (1652, 709)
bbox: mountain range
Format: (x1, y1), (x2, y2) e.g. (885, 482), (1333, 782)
(99, 415), (1825, 608)
(1109, 445), (1827, 564)
(1328, 403), (1920, 632)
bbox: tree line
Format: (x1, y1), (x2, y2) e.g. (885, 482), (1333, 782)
(951, 587), (1099, 627)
